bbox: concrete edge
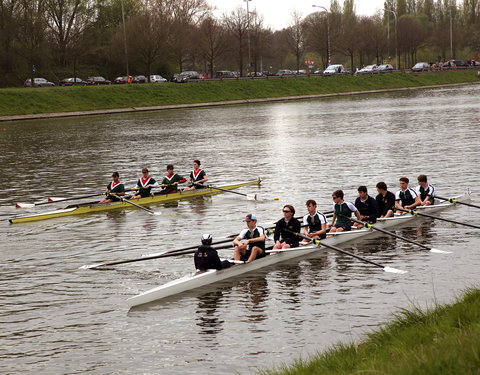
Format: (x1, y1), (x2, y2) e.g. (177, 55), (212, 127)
(1, 81), (479, 123)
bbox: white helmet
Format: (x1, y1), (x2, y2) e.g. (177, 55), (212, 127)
(201, 233), (213, 245)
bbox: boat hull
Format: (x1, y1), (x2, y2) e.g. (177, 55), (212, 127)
(127, 193), (469, 308)
(9, 179), (261, 224)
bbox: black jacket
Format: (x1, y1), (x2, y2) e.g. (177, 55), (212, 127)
(273, 217), (301, 243)
(194, 245), (223, 271)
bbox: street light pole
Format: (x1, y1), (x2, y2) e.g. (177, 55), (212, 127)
(384, 8), (398, 70)
(244, 0), (252, 76)
(121, 0), (129, 78)
(312, 5), (331, 66)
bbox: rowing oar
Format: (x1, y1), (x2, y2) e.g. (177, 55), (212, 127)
(141, 238), (234, 257)
(394, 207), (480, 230)
(434, 195), (480, 210)
(285, 229), (407, 274)
(15, 192), (106, 208)
(205, 184), (257, 200)
(80, 243), (233, 270)
(339, 214), (451, 254)
(119, 197), (161, 216)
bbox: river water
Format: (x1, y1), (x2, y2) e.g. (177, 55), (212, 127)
(1, 84), (479, 374)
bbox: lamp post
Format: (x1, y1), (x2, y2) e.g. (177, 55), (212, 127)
(244, 0), (252, 75)
(312, 5), (331, 66)
(384, 8), (398, 70)
(121, 0), (129, 78)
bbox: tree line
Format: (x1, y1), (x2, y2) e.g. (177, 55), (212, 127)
(0, 0), (479, 87)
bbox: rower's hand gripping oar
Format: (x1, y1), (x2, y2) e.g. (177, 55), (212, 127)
(285, 229), (407, 274)
(433, 195), (480, 210)
(339, 214), (451, 254)
(80, 243), (234, 270)
(395, 207), (480, 230)
(204, 184), (257, 201)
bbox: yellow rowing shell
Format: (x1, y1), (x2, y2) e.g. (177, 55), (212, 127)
(9, 179), (261, 224)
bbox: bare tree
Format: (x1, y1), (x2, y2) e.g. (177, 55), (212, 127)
(223, 6), (248, 76)
(0, 0), (20, 84)
(197, 16), (228, 77)
(303, 11), (329, 69)
(285, 10), (305, 72)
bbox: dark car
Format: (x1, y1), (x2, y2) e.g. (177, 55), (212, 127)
(411, 62), (430, 72)
(87, 76), (111, 85)
(24, 78), (55, 87)
(133, 75), (147, 83)
(442, 60), (469, 69)
(377, 64), (394, 73)
(59, 77), (87, 86)
(172, 71), (200, 83)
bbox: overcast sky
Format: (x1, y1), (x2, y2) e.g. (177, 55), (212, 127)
(207, 0), (387, 31)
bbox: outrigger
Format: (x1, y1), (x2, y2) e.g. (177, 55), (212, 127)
(9, 179), (261, 224)
(125, 193), (470, 308)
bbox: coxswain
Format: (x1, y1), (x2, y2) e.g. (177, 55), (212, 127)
(194, 234), (231, 271)
(233, 214), (266, 262)
(183, 159), (208, 191)
(99, 172), (125, 203)
(416, 174), (435, 206)
(131, 168), (159, 199)
(302, 200), (327, 240)
(329, 190), (362, 234)
(159, 164), (186, 194)
(354, 186), (378, 225)
(395, 177), (421, 210)
(375, 181), (396, 218)
(272, 205), (302, 250)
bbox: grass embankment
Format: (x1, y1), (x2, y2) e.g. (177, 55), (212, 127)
(260, 288), (480, 375)
(0, 71), (478, 117)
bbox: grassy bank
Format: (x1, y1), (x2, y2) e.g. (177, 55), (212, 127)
(260, 288), (480, 375)
(0, 71), (479, 117)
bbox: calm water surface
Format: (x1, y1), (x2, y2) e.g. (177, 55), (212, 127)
(1, 85), (480, 374)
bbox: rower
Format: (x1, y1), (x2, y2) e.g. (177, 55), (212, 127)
(272, 205), (301, 250)
(99, 172), (125, 203)
(416, 174), (435, 206)
(354, 186), (378, 225)
(183, 159), (208, 191)
(233, 214), (266, 262)
(194, 234), (231, 271)
(131, 168), (159, 199)
(375, 181), (396, 218)
(329, 190), (361, 234)
(302, 200), (327, 240)
(159, 164), (186, 194)
(395, 177), (421, 210)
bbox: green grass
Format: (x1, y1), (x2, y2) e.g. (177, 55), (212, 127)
(258, 288), (480, 375)
(0, 71), (478, 117)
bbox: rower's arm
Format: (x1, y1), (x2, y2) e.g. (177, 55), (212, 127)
(354, 210), (362, 221)
(232, 236), (243, 246)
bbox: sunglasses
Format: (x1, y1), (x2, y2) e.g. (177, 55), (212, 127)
(283, 210), (291, 213)
(332, 196), (338, 199)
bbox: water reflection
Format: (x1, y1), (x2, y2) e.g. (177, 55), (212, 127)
(195, 290), (225, 337)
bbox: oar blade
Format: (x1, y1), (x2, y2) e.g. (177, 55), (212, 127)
(15, 203), (35, 208)
(79, 263), (103, 270)
(429, 248), (452, 254)
(48, 197), (67, 202)
(383, 266), (408, 274)
(246, 194), (257, 201)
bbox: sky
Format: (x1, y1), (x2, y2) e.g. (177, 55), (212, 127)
(207, 0), (387, 31)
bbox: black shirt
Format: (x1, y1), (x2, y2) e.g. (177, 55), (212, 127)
(354, 195), (378, 223)
(273, 217), (301, 244)
(376, 191), (396, 217)
(194, 245), (223, 271)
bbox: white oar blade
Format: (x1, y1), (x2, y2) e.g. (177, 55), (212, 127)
(153, 211), (162, 216)
(429, 248), (452, 254)
(383, 266), (408, 274)
(15, 203), (35, 208)
(79, 263), (103, 270)
(48, 197), (67, 202)
(247, 194), (257, 201)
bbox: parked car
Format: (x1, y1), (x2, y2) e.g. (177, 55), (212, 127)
(172, 71), (200, 83)
(323, 64), (349, 75)
(313, 69), (324, 75)
(59, 77), (87, 86)
(357, 64), (378, 74)
(377, 64), (394, 73)
(113, 76), (129, 84)
(442, 60), (469, 69)
(149, 75), (167, 83)
(133, 75), (147, 83)
(276, 69), (293, 76)
(87, 76), (111, 85)
(216, 70), (237, 79)
(24, 78), (55, 87)
(411, 62), (430, 72)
